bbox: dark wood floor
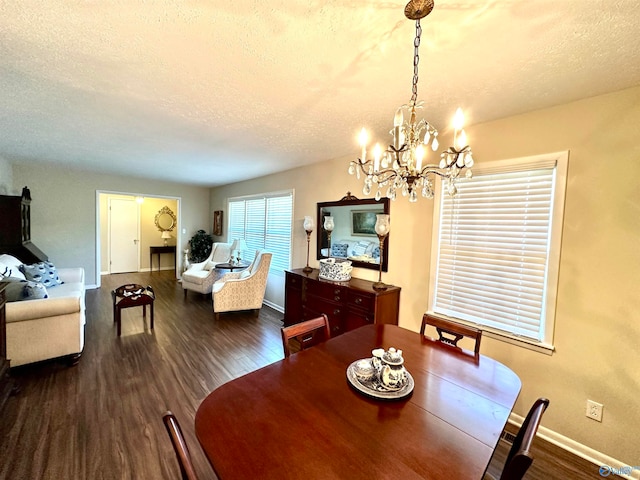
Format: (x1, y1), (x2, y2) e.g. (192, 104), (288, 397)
(0, 270), (610, 479)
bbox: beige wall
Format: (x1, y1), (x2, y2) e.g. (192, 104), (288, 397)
(11, 163), (211, 286)
(210, 85), (640, 464)
(0, 157), (15, 195)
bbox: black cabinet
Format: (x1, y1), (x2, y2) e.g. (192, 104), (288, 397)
(0, 187), (47, 263)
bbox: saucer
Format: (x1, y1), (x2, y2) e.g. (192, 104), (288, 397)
(346, 359), (414, 400)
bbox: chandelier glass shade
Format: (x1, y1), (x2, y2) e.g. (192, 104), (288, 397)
(349, 0), (474, 203)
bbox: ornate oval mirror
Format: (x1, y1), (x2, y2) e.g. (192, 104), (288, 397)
(316, 193), (390, 272)
(155, 206), (177, 231)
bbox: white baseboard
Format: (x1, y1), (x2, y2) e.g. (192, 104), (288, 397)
(263, 300), (284, 313)
(508, 413), (640, 479)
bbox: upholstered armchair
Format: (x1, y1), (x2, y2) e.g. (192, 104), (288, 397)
(182, 242), (232, 297)
(211, 251), (272, 319)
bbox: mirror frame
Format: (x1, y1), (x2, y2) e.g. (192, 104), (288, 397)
(316, 193), (390, 272)
(155, 206), (177, 232)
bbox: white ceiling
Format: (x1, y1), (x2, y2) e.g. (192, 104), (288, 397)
(1, 1), (639, 187)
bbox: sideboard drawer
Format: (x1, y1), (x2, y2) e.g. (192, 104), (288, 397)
(347, 290), (375, 312)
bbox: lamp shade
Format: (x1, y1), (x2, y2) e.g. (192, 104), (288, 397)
(161, 231), (171, 239)
(374, 214), (390, 236)
(303, 216), (314, 232)
(231, 238), (248, 251)
(323, 216), (335, 232)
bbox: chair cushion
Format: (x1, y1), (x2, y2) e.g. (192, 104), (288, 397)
(182, 270), (210, 285)
(19, 261), (64, 288)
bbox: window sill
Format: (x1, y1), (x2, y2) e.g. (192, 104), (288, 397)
(482, 329), (555, 356)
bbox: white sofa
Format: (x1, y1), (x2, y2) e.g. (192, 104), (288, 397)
(182, 242), (232, 296)
(0, 254), (86, 367)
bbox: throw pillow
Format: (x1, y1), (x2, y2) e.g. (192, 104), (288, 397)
(0, 265), (26, 281)
(19, 261), (63, 288)
(352, 241), (370, 257)
(5, 280), (49, 302)
(331, 243), (348, 257)
(372, 246), (381, 259)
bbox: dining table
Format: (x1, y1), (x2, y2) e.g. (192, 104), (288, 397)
(195, 324), (521, 480)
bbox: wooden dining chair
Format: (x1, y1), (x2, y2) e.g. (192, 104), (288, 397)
(281, 314), (331, 358)
(420, 314), (482, 357)
(162, 411), (199, 480)
(484, 398), (550, 480)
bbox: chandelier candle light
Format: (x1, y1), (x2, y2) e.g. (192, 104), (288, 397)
(373, 214), (390, 290)
(349, 0), (474, 203)
(323, 216), (335, 258)
(303, 216), (314, 273)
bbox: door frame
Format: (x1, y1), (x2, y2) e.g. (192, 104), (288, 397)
(95, 190), (182, 289)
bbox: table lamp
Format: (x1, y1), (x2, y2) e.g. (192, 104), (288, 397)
(231, 238), (248, 265)
(161, 231), (171, 246)
(373, 214), (390, 290)
(303, 215), (314, 273)
(323, 216), (334, 258)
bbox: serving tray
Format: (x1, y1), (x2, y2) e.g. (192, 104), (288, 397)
(346, 359), (414, 400)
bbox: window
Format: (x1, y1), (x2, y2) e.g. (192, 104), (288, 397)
(228, 191), (293, 275)
(428, 152), (568, 350)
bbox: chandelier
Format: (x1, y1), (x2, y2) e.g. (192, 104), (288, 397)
(349, 0), (474, 203)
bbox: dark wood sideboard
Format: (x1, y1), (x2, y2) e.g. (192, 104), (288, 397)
(284, 268), (401, 337)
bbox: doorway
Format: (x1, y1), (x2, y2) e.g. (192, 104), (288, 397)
(96, 192), (181, 286)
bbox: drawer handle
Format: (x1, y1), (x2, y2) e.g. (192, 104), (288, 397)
(334, 289), (341, 295)
(333, 309), (341, 315)
(355, 297), (362, 304)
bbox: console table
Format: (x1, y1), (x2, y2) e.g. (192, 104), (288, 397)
(284, 268), (400, 337)
(149, 245), (176, 273)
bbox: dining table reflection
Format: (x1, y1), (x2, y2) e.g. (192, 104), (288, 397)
(195, 324), (521, 480)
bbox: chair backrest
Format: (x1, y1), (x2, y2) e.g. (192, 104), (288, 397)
(281, 314), (331, 358)
(499, 398), (550, 480)
(162, 411), (199, 480)
(211, 242), (232, 263)
(420, 314), (482, 357)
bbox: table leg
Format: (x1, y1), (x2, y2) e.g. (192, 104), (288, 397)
(150, 301), (154, 330)
(116, 308), (122, 336)
(143, 304), (146, 317)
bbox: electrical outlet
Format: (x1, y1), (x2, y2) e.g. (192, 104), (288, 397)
(586, 400), (603, 422)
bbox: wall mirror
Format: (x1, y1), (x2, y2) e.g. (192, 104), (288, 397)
(155, 206), (177, 231)
(316, 193), (390, 272)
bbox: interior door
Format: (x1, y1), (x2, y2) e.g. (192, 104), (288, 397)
(109, 198), (139, 273)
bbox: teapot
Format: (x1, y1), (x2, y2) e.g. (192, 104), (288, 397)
(371, 347), (407, 390)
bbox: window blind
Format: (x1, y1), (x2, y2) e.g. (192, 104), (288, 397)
(432, 167), (556, 342)
(227, 191), (293, 275)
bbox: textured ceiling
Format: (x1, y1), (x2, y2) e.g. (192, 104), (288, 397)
(1, 1), (639, 186)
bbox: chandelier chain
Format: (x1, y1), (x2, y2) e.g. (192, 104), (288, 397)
(411, 19), (421, 105)
(350, 1), (474, 203)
